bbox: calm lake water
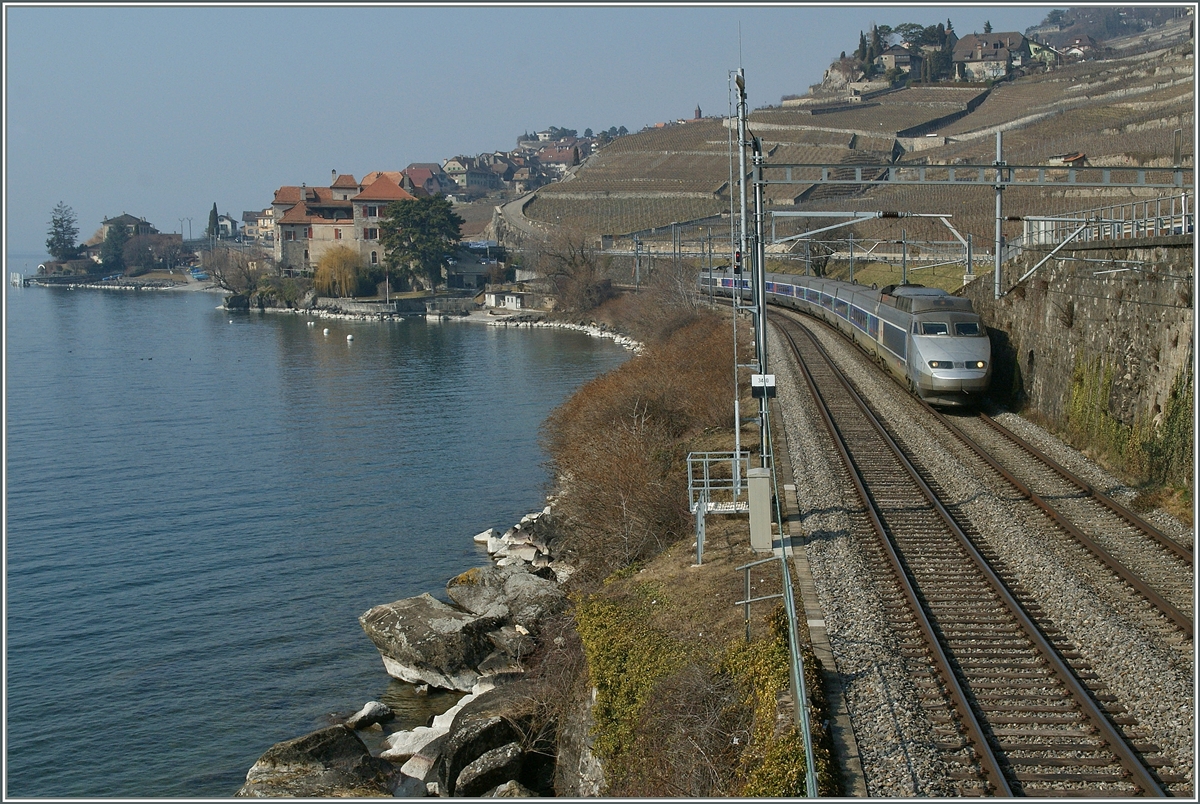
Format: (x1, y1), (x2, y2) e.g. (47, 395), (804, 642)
(4, 285), (628, 797)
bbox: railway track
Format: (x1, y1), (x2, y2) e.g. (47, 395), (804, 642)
(774, 313), (1177, 797)
(927, 407), (1194, 635)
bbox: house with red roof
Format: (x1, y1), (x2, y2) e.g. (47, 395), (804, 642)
(271, 171), (417, 274)
(402, 163), (450, 196)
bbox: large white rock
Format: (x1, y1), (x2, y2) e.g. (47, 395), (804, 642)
(473, 528), (498, 544)
(345, 700), (393, 730)
(379, 725), (448, 761)
(359, 594), (500, 692)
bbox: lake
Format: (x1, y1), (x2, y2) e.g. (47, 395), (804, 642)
(4, 284), (629, 796)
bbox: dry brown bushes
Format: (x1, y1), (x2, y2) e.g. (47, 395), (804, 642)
(542, 307), (735, 584)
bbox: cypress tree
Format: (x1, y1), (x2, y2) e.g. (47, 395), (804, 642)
(207, 203), (219, 238)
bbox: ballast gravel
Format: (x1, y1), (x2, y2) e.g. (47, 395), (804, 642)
(767, 316), (1194, 795)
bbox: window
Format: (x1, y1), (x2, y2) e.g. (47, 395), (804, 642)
(364, 228), (378, 240)
(284, 230), (295, 241)
(920, 322), (949, 335)
(370, 251), (378, 265)
(954, 321), (982, 336)
(303, 249), (309, 261)
(366, 205), (378, 217)
(335, 228), (342, 240)
(306, 226), (313, 239)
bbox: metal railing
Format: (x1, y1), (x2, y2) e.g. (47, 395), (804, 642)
(1008, 191), (1193, 252)
(688, 451), (750, 566)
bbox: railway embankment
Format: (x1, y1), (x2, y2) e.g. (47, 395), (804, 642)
(962, 236), (1193, 507)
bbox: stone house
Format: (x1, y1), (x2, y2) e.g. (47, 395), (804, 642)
(876, 44), (923, 74)
(272, 172), (417, 274)
(402, 163), (450, 196)
(952, 32), (1030, 81)
(101, 213), (158, 240)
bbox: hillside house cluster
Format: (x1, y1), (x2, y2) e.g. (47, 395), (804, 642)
(444, 133), (596, 195)
(859, 30), (1071, 85)
(261, 130), (607, 274)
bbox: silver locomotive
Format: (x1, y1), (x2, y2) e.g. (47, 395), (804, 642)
(705, 271), (991, 406)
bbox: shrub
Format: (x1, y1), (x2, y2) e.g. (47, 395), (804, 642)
(541, 309), (735, 582)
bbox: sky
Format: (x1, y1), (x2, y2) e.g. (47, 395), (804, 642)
(4, 2), (1056, 259)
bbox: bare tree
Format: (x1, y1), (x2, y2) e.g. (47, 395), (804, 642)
(207, 246), (267, 294)
(537, 230), (616, 312)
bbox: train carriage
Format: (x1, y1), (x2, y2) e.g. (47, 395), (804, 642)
(704, 271), (991, 406)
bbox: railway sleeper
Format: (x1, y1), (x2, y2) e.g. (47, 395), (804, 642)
(983, 714), (1097, 724)
(1006, 757), (1130, 767)
(973, 703), (1081, 714)
(993, 740), (1107, 751)
(964, 681), (1070, 691)
(1014, 770), (1134, 783)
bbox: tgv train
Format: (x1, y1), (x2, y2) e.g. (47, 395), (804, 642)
(705, 271), (991, 406)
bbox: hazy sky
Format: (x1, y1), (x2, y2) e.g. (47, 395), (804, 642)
(5, 3), (1054, 258)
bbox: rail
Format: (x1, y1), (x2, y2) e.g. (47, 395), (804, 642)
(776, 311), (1168, 796)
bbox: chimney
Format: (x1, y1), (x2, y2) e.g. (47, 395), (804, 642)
(332, 169), (337, 182)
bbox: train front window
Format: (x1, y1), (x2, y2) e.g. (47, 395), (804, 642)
(954, 322), (981, 336)
(920, 322), (949, 335)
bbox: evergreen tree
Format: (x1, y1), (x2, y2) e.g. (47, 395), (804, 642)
(983, 20), (993, 34)
(100, 222), (129, 273)
(45, 201), (80, 261)
(378, 196), (465, 290)
(857, 30), (867, 60)
(207, 203), (219, 238)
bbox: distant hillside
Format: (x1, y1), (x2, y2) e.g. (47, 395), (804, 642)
(501, 30), (1192, 252)
(1027, 6), (1191, 48)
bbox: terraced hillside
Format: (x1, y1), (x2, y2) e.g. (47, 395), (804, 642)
(504, 33), (1192, 255)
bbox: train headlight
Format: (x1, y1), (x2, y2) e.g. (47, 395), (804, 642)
(971, 360), (986, 369)
(927, 360), (952, 369)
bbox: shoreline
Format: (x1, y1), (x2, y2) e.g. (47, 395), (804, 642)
(250, 303), (645, 353)
(22, 281), (641, 352)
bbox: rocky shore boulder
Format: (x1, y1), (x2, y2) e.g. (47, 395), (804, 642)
(445, 564), (566, 634)
(359, 593), (501, 692)
(235, 725), (398, 797)
(224, 294), (250, 310)
(345, 700), (393, 730)
(437, 680), (555, 797)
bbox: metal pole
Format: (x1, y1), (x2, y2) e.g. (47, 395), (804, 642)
(967, 233), (973, 276)
(737, 69), (749, 308)
(752, 136), (769, 469)
(901, 229), (907, 284)
(994, 130), (1004, 299)
(848, 234), (854, 283)
(634, 236), (641, 291)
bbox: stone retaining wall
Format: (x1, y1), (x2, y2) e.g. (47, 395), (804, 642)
(961, 237), (1193, 434)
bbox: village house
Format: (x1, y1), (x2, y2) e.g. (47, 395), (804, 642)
(241, 211), (260, 241)
(402, 163), (450, 196)
(216, 213), (239, 240)
(1061, 35), (1100, 60)
(952, 32), (1030, 81)
(1027, 39), (1063, 67)
(101, 213), (158, 240)
(876, 44), (924, 75)
(271, 171), (417, 274)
